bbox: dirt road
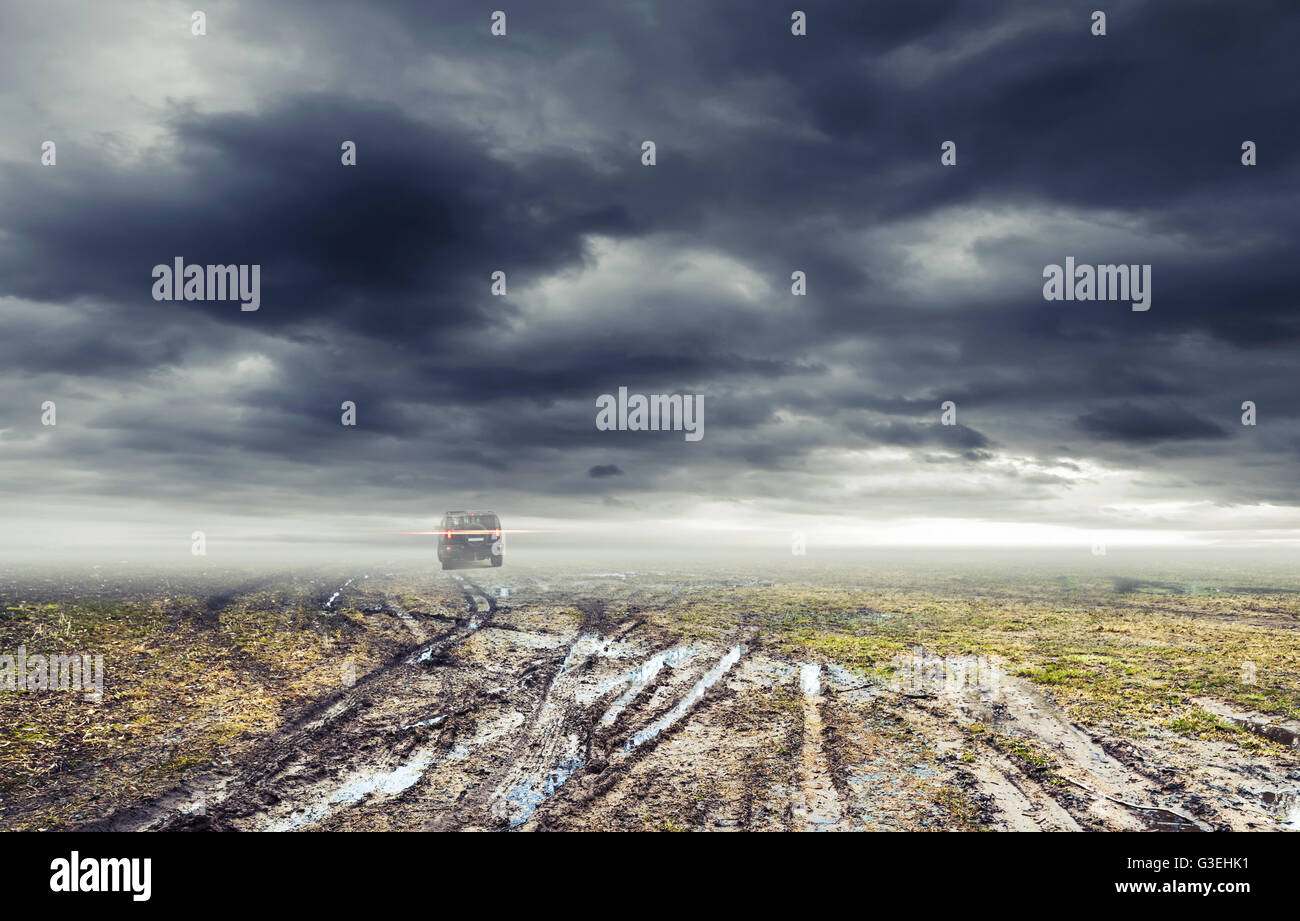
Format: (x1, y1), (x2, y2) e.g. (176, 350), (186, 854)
(76, 565), (1298, 832)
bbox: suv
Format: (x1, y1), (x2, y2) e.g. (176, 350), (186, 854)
(437, 510), (504, 570)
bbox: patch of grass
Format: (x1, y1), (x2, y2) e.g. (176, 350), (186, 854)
(641, 813), (688, 832)
(1165, 707), (1245, 742)
(931, 784), (985, 830)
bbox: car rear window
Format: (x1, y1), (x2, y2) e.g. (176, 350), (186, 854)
(445, 513), (499, 530)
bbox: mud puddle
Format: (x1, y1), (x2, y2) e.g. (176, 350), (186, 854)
(626, 644), (745, 751)
(1194, 697), (1300, 749)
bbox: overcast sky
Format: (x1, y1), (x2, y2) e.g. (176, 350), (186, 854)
(2, 0), (1299, 556)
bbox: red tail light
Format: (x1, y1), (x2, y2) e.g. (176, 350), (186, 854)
(444, 529), (452, 540)
(492, 528), (502, 539)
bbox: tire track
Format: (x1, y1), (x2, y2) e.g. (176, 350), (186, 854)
(83, 574), (494, 831)
(443, 636), (749, 830)
(792, 664), (845, 831)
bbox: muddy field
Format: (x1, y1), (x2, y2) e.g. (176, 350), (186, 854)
(3, 559), (1299, 831)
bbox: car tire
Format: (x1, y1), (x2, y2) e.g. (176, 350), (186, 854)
(491, 555), (503, 567)
(441, 560), (451, 571)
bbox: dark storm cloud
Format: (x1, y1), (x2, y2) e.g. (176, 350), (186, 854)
(0, 303), (191, 376)
(1, 0), (1298, 539)
(0, 95), (636, 341)
(848, 420), (992, 451)
(1076, 404), (1230, 444)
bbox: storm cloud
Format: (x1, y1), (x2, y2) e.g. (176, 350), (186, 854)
(2, 0), (1298, 552)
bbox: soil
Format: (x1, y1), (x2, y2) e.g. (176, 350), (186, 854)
(35, 564), (1295, 833)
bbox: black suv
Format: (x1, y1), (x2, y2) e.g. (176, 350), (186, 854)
(437, 510), (504, 570)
